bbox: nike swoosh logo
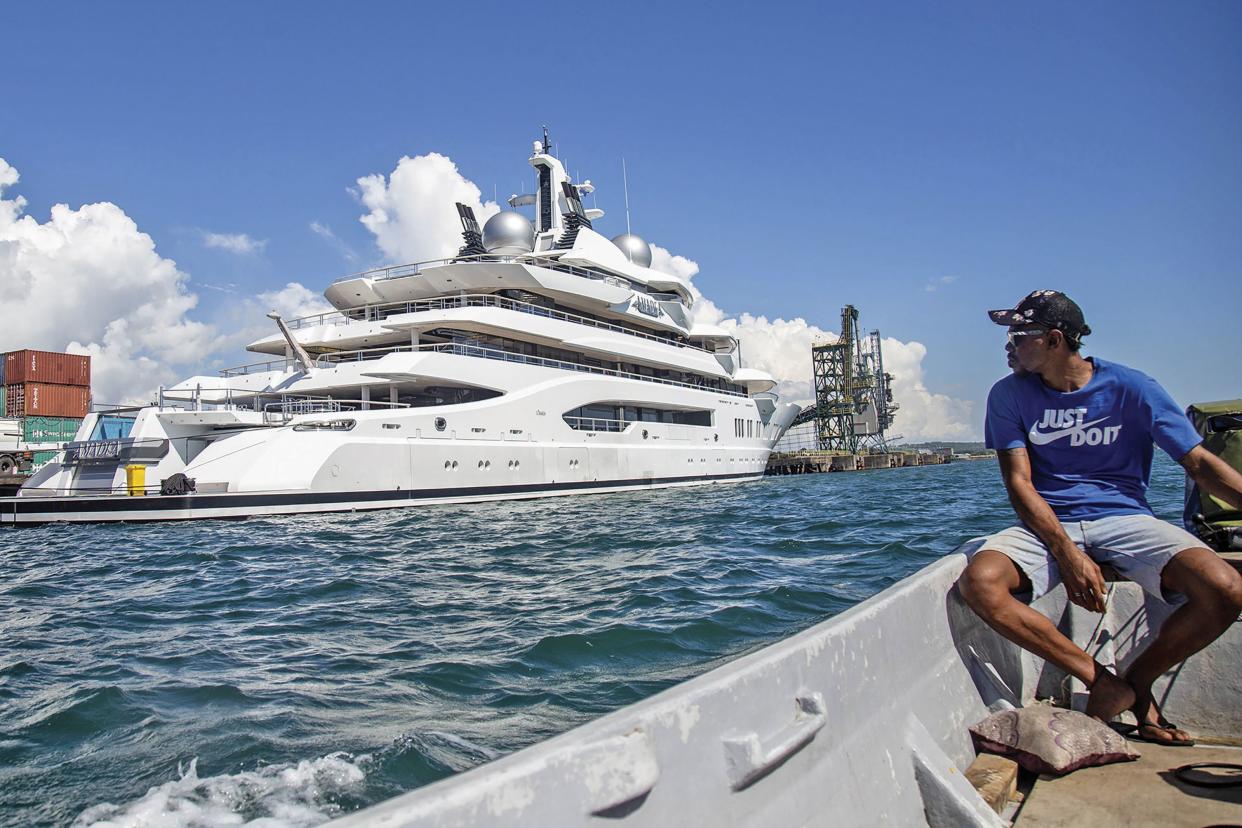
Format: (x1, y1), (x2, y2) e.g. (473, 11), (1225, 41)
(1028, 416), (1109, 445)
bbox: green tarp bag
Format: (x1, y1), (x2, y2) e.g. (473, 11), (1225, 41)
(1183, 400), (1242, 551)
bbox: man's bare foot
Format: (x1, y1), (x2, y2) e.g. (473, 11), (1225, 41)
(1083, 663), (1136, 722)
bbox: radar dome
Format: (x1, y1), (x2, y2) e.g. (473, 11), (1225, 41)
(611, 233), (652, 267)
(482, 211), (535, 254)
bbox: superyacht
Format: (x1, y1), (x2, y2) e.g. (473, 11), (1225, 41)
(2, 132), (799, 525)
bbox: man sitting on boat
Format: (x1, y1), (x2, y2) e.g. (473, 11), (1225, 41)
(957, 290), (1242, 746)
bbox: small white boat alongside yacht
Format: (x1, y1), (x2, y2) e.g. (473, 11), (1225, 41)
(0, 132), (798, 526)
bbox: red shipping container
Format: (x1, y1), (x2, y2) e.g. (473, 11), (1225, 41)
(4, 382), (91, 418)
(3, 350), (91, 387)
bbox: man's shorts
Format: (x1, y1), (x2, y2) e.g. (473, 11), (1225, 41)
(975, 514), (1205, 602)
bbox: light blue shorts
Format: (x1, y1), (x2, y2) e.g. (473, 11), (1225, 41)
(978, 514), (1206, 602)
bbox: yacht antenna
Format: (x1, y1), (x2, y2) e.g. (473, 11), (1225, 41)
(622, 158), (632, 235)
(542, 125), (551, 156)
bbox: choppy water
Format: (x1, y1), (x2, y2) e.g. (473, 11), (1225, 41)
(0, 456), (1189, 827)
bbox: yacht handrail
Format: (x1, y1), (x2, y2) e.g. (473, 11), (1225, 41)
(328, 253), (641, 292)
(217, 340), (744, 396)
(219, 357), (297, 377)
(286, 293), (713, 353)
(311, 342), (747, 397)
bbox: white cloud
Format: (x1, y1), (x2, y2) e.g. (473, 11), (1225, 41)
(924, 275), (957, 293)
(258, 281), (333, 321)
(356, 152), (500, 264)
(880, 338), (976, 441)
(0, 158), (217, 405)
(202, 231), (266, 255)
(310, 221), (358, 263)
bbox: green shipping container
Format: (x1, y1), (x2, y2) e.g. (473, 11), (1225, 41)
(0, 386), (5, 415)
(22, 415), (84, 443)
(32, 450), (59, 469)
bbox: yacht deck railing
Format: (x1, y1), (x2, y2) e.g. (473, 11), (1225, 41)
(284, 293), (711, 353)
(307, 342), (747, 397)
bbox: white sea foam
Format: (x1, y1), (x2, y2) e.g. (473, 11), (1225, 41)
(73, 752), (369, 828)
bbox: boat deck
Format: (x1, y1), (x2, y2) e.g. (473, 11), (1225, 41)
(1017, 741), (1242, 825)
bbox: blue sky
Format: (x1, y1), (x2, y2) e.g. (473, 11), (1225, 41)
(2, 1), (1239, 438)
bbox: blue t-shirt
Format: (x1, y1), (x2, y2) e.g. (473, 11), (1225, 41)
(984, 358), (1201, 521)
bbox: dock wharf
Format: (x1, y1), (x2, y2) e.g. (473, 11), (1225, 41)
(765, 450), (956, 475)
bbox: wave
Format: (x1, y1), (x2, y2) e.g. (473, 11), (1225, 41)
(72, 752), (369, 828)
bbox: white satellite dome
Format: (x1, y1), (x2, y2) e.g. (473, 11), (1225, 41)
(482, 211), (535, 254)
(610, 233), (653, 268)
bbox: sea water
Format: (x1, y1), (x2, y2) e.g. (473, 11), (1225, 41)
(0, 457), (1190, 826)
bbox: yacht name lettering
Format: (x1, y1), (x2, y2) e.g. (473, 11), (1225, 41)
(80, 440), (122, 459)
(632, 295), (661, 317)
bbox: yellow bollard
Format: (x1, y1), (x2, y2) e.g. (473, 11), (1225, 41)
(125, 464), (146, 496)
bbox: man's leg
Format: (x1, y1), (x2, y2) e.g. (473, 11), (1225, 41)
(1122, 547), (1242, 742)
(958, 550), (1134, 719)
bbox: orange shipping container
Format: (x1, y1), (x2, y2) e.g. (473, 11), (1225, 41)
(4, 382), (91, 418)
(3, 350), (91, 387)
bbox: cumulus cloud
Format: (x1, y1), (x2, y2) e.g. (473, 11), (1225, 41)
(202, 231), (266, 255)
(0, 157), (217, 404)
(356, 153), (500, 264)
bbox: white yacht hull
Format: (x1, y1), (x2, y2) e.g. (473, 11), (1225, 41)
(1, 471), (763, 526)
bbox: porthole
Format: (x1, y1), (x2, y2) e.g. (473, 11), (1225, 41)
(435, 417), (447, 432)
(451, 460), (458, 469)
(444, 460), (451, 470)
(642, 429), (649, 439)
(714, 433), (719, 442)
(478, 460), (485, 469)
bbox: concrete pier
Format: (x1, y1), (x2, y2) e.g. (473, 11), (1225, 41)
(765, 450), (953, 475)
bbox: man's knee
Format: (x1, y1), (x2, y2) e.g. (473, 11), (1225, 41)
(1167, 548), (1242, 618)
(958, 551), (1022, 613)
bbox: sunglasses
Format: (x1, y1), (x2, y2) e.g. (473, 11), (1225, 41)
(1007, 328), (1049, 347)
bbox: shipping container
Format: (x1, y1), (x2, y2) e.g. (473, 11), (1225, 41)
(0, 385), (5, 416)
(22, 415), (84, 443)
(32, 450), (59, 469)
(3, 350), (91, 386)
(3, 383), (91, 418)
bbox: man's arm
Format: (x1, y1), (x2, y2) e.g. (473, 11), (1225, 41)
(1181, 445), (1242, 512)
(998, 448), (1108, 612)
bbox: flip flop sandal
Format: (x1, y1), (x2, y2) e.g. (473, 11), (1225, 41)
(1129, 721), (1196, 747)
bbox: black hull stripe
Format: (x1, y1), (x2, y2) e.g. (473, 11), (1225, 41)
(1, 472), (760, 523)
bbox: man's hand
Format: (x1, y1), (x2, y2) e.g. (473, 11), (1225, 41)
(999, 448), (1109, 613)
(1053, 544), (1109, 613)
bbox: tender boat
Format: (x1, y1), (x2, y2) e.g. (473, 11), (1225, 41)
(325, 543), (1242, 826)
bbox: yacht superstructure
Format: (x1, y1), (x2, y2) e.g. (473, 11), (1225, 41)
(1, 133), (799, 525)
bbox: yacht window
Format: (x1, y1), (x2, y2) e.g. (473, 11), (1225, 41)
(90, 415), (136, 441)
(435, 417), (447, 431)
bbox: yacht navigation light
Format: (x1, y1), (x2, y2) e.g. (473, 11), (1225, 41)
(266, 311), (315, 374)
(482, 211), (535, 254)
